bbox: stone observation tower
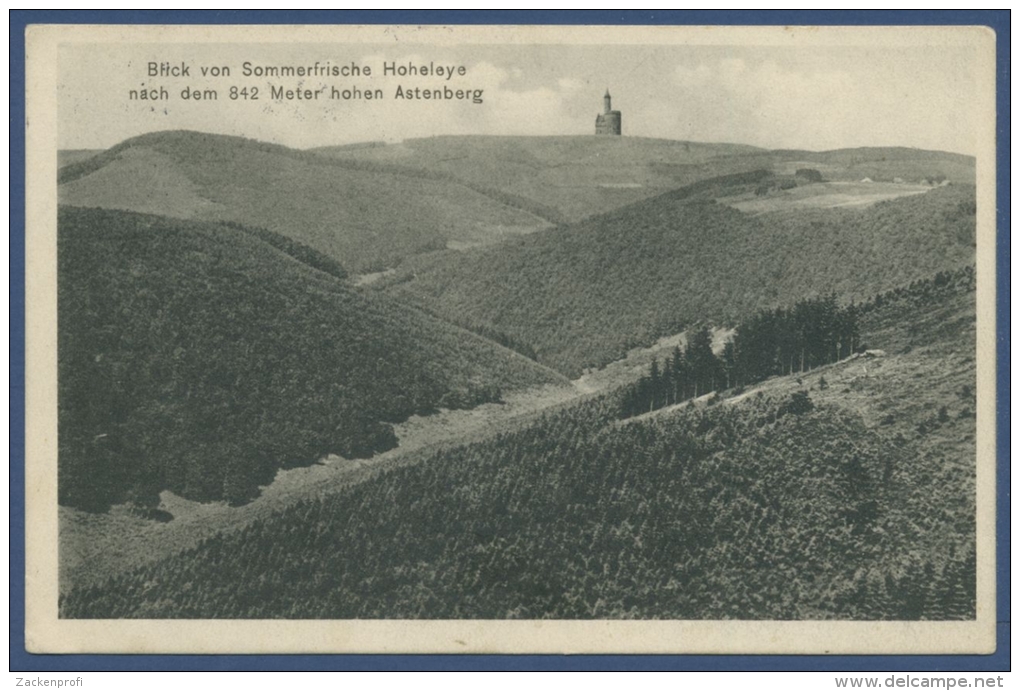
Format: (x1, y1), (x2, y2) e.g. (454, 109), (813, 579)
(595, 89), (622, 135)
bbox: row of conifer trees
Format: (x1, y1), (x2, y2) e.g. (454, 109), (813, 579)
(621, 264), (975, 419)
(621, 294), (860, 417)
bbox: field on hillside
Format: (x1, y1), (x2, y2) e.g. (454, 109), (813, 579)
(60, 271), (976, 620)
(769, 148), (976, 184)
(723, 181), (932, 215)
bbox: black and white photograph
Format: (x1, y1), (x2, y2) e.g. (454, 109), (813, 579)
(24, 23), (997, 655)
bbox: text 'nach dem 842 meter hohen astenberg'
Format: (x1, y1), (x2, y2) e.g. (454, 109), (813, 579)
(133, 60), (487, 104)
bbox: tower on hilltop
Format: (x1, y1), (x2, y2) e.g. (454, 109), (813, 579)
(595, 89), (622, 136)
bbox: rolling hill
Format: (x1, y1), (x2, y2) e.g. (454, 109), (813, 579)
(376, 177), (977, 376)
(57, 206), (565, 511)
(58, 131), (553, 274)
(315, 135), (765, 223)
(60, 131), (974, 277)
(316, 136), (974, 223)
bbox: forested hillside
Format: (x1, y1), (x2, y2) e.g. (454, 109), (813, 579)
(58, 207), (564, 511)
(380, 181), (976, 376)
(61, 271), (976, 620)
(58, 131), (552, 273)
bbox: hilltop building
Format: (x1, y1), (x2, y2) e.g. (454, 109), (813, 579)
(595, 90), (622, 135)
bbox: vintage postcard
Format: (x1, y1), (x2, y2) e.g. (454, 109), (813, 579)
(24, 23), (997, 654)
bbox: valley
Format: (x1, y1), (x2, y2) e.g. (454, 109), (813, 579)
(376, 179), (975, 376)
(55, 131), (979, 621)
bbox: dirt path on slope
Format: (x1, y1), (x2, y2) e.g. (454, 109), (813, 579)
(59, 381), (591, 594)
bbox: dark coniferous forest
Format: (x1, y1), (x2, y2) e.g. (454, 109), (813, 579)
(60, 266), (977, 620)
(57, 207), (562, 511)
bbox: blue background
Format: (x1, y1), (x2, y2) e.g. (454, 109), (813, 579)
(8, 10), (1010, 672)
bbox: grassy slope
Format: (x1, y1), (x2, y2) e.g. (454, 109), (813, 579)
(316, 137), (973, 223)
(60, 274), (976, 620)
(722, 180), (932, 215)
(316, 135), (765, 223)
(58, 206), (565, 510)
(379, 181), (976, 377)
(58, 131), (551, 274)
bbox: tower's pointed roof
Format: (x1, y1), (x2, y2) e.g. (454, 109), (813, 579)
(605, 88), (611, 97)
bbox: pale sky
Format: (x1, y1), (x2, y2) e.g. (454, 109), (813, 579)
(58, 38), (990, 155)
